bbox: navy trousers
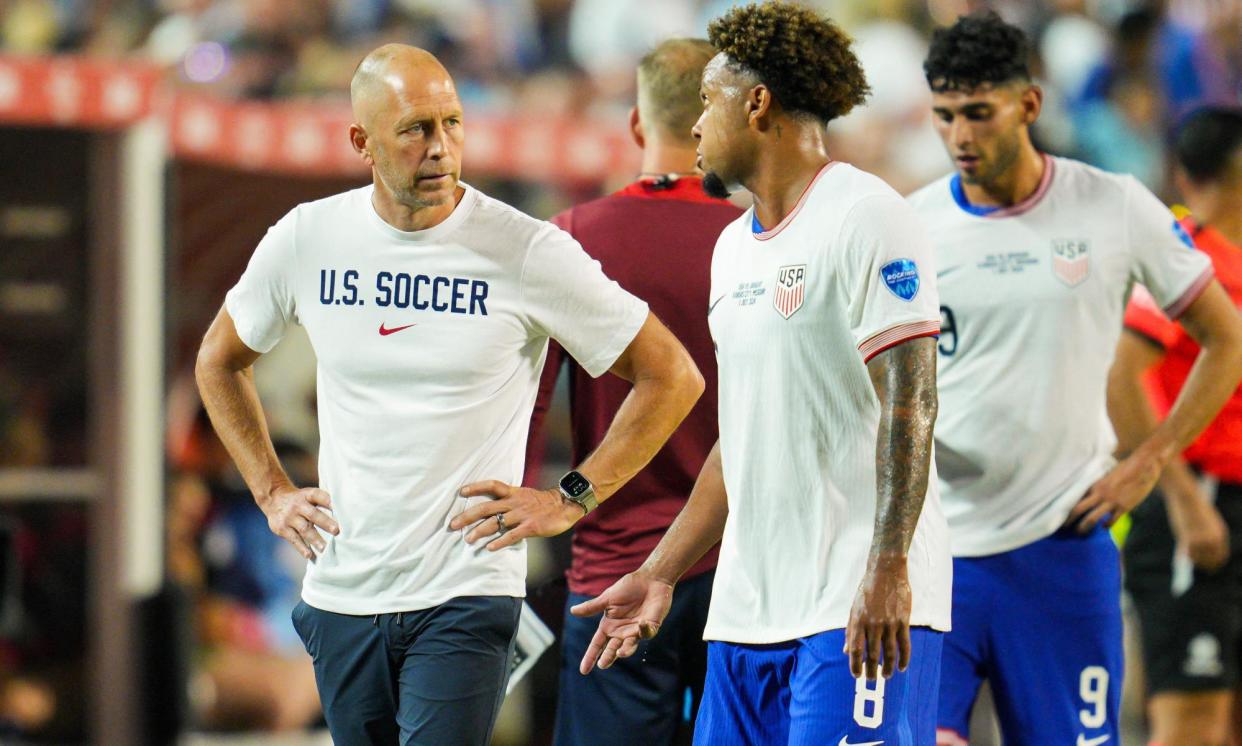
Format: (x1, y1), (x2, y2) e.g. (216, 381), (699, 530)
(292, 595), (522, 746)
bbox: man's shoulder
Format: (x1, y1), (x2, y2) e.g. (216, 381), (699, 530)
(556, 188), (740, 227)
(1050, 155), (1134, 196)
(464, 185), (561, 246)
(293, 185), (369, 219)
(905, 173), (954, 213)
(553, 189), (743, 258)
(817, 164), (912, 223)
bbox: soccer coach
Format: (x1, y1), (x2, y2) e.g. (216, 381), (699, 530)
(195, 44), (704, 746)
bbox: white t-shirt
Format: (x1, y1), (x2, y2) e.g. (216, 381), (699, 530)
(908, 155), (1214, 557)
(703, 162), (953, 644)
(225, 183), (649, 615)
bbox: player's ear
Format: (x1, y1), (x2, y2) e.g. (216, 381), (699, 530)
(1020, 84), (1042, 125)
(628, 106), (645, 149)
(349, 123), (374, 166)
(747, 84), (772, 127)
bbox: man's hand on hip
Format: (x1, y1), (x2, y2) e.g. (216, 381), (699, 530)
(260, 485), (340, 560)
(570, 569), (674, 674)
(451, 480), (582, 551)
(1067, 448), (1163, 533)
(845, 554), (913, 680)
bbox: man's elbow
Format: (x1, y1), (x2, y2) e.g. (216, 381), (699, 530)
(194, 340), (219, 390)
(1204, 310), (1242, 376)
(671, 349), (705, 409)
(195, 330), (239, 388)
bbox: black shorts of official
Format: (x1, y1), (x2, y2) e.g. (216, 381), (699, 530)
(1124, 479), (1242, 695)
(292, 595), (522, 746)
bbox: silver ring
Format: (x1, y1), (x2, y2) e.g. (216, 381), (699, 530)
(496, 513), (507, 534)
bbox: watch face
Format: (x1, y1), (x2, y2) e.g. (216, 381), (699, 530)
(559, 471), (592, 498)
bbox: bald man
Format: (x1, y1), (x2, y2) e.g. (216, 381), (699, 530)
(195, 44), (704, 746)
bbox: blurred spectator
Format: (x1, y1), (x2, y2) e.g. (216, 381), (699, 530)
(1075, 69), (1167, 189)
(168, 407), (321, 733)
(1078, 3), (1236, 126)
(0, 506), (89, 742)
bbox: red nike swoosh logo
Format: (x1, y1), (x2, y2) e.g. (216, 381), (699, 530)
(378, 322), (417, 336)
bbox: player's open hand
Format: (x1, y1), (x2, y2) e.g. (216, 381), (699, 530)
(450, 480), (583, 551)
(845, 555), (912, 680)
(1167, 490), (1230, 570)
(571, 570), (673, 674)
(1068, 452), (1162, 533)
(259, 485), (340, 561)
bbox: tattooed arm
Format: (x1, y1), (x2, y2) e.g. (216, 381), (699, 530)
(845, 335), (939, 680)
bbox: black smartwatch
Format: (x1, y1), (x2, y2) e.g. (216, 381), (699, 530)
(558, 470), (598, 515)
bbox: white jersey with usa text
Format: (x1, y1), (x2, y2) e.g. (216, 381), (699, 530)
(225, 183), (648, 615)
(908, 155), (1213, 557)
(703, 162), (953, 644)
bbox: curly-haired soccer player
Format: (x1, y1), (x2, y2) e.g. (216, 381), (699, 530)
(574, 3), (952, 743)
(909, 13), (1242, 745)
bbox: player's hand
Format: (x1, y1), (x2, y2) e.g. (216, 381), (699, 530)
(845, 554), (912, 680)
(1068, 452), (1162, 533)
(1167, 490), (1230, 571)
(258, 485), (340, 560)
(571, 569), (674, 674)
(450, 480), (583, 551)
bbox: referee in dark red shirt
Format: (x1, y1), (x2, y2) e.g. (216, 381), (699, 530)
(524, 38), (741, 746)
(1112, 107), (1242, 746)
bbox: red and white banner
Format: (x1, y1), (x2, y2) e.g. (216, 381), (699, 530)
(0, 54), (637, 183)
(0, 55), (161, 128)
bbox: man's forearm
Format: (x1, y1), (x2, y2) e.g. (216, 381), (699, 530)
(195, 360), (290, 503)
(1106, 334), (1201, 502)
(866, 337), (938, 562)
(577, 356), (703, 502)
(1136, 283), (1242, 468)
(1139, 342), (1242, 466)
(640, 442), (728, 585)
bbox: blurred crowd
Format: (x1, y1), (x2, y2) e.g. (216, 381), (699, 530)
(0, 0), (1238, 194)
(2, 0), (1242, 742)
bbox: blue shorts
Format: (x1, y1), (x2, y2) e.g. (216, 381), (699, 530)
(694, 627), (943, 746)
(937, 525), (1123, 745)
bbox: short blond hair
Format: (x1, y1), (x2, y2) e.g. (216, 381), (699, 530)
(637, 38), (717, 143)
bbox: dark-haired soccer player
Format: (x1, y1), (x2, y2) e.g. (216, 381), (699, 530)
(574, 4), (951, 744)
(1116, 107), (1242, 746)
(908, 13), (1242, 745)
(524, 37), (740, 746)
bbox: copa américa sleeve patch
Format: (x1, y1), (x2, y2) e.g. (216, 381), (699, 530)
(1172, 219), (1196, 249)
(881, 258), (920, 301)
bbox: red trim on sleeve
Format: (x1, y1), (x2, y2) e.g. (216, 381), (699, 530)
(859, 320), (941, 363)
(1164, 266), (1215, 320)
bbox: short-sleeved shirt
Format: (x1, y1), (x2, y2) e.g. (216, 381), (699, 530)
(1124, 217), (1242, 484)
(523, 176), (740, 596)
(908, 155), (1214, 557)
(703, 162), (952, 644)
(225, 183), (649, 615)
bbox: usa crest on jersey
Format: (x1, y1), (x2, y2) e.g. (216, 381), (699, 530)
(773, 264), (806, 319)
(1051, 239), (1090, 287)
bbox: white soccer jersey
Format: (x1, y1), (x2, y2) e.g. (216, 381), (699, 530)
(703, 162), (953, 644)
(908, 155), (1213, 557)
(226, 184), (648, 615)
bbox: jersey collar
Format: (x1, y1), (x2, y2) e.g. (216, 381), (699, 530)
(949, 154), (1055, 219)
